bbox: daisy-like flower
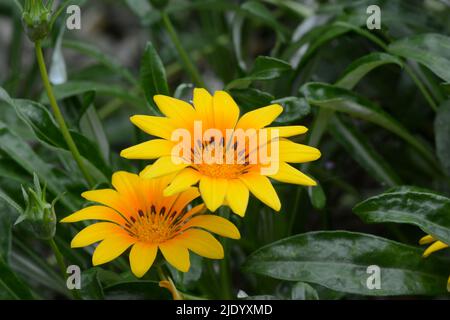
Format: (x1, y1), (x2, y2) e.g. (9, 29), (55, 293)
(121, 89), (321, 216)
(61, 171), (240, 278)
(419, 234), (450, 291)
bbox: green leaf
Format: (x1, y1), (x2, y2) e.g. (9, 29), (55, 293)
(140, 42), (169, 114)
(389, 33), (450, 83)
(354, 186), (450, 245)
(336, 52), (403, 90)
(41, 81), (145, 111)
(228, 88), (274, 110)
(301, 82), (437, 167)
(12, 99), (111, 179)
(0, 211), (13, 262)
(241, 1), (288, 42)
(227, 56), (292, 89)
(104, 280), (170, 300)
(329, 116), (401, 187)
(434, 100), (450, 176)
(291, 282), (319, 300)
(244, 231), (450, 296)
(273, 97), (311, 124)
(0, 256), (34, 299)
(307, 184), (326, 210)
(80, 268), (104, 300)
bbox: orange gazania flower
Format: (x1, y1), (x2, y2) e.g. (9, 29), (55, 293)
(121, 89), (321, 216)
(61, 171), (240, 278)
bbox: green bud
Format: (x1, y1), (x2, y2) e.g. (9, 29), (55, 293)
(148, 0), (169, 10)
(22, 0), (54, 42)
(16, 173), (58, 240)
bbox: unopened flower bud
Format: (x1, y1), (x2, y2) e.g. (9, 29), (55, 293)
(22, 0), (53, 42)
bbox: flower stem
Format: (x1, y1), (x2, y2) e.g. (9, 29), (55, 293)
(48, 238), (81, 300)
(157, 265), (183, 300)
(35, 41), (95, 187)
(160, 11), (206, 88)
(218, 207), (233, 300)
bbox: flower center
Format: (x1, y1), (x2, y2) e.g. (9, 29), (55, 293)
(194, 163), (248, 179)
(126, 207), (180, 244)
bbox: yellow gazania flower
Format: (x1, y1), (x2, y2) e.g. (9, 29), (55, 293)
(121, 89), (321, 216)
(419, 234), (450, 291)
(61, 171), (240, 278)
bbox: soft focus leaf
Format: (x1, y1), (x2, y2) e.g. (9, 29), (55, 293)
(244, 231), (450, 296)
(291, 282), (319, 300)
(389, 33), (450, 83)
(354, 186), (450, 245)
(273, 97), (311, 123)
(434, 100), (450, 176)
(0, 256), (34, 299)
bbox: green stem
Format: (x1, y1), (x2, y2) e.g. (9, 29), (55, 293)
(161, 12), (206, 88)
(404, 64), (438, 112)
(48, 238), (81, 300)
(35, 41), (95, 187)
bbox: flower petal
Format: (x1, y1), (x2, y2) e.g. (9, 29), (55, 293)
(213, 91), (239, 130)
(164, 168), (201, 196)
(81, 189), (134, 217)
(130, 115), (176, 140)
(193, 88), (214, 128)
(60, 205), (125, 224)
(199, 176), (228, 212)
(182, 215), (240, 239)
(140, 156), (189, 179)
(154, 95), (196, 127)
(129, 242), (158, 278)
(268, 162), (317, 186)
(419, 235), (435, 245)
(159, 240), (190, 272)
(92, 233), (136, 266)
(236, 104), (283, 129)
(268, 126), (308, 138)
(225, 179), (249, 216)
(176, 229), (224, 259)
(71, 222), (125, 248)
(121, 139), (175, 159)
(279, 140), (321, 163)
(423, 240), (449, 258)
(239, 173), (281, 211)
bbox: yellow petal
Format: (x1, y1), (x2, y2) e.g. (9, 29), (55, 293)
(268, 162), (317, 186)
(92, 233), (136, 266)
(268, 126), (308, 138)
(176, 229), (224, 259)
(239, 173), (281, 211)
(423, 240), (449, 258)
(71, 222), (125, 248)
(279, 140), (321, 163)
(129, 242), (158, 278)
(130, 115), (176, 140)
(199, 176), (228, 212)
(170, 187), (200, 213)
(225, 179), (249, 216)
(60, 205), (125, 224)
(121, 139), (175, 159)
(419, 235), (435, 245)
(164, 168), (201, 196)
(154, 95), (196, 127)
(193, 88), (214, 128)
(182, 215), (240, 239)
(81, 189), (134, 217)
(236, 104), (283, 129)
(140, 156), (189, 179)
(159, 240), (190, 272)
(213, 91), (239, 130)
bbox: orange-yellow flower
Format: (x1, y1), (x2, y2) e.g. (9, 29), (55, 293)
(419, 234), (450, 291)
(61, 171), (240, 278)
(121, 89), (321, 216)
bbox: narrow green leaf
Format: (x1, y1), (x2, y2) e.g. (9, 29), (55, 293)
(307, 184), (326, 210)
(0, 256), (34, 299)
(336, 52), (403, 90)
(80, 268), (104, 300)
(434, 100), (450, 176)
(389, 33), (450, 83)
(140, 42), (169, 114)
(301, 82), (437, 167)
(329, 116), (401, 187)
(291, 282), (319, 300)
(227, 56), (292, 89)
(244, 231), (450, 296)
(354, 186), (450, 245)
(273, 97), (311, 124)
(228, 88), (274, 110)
